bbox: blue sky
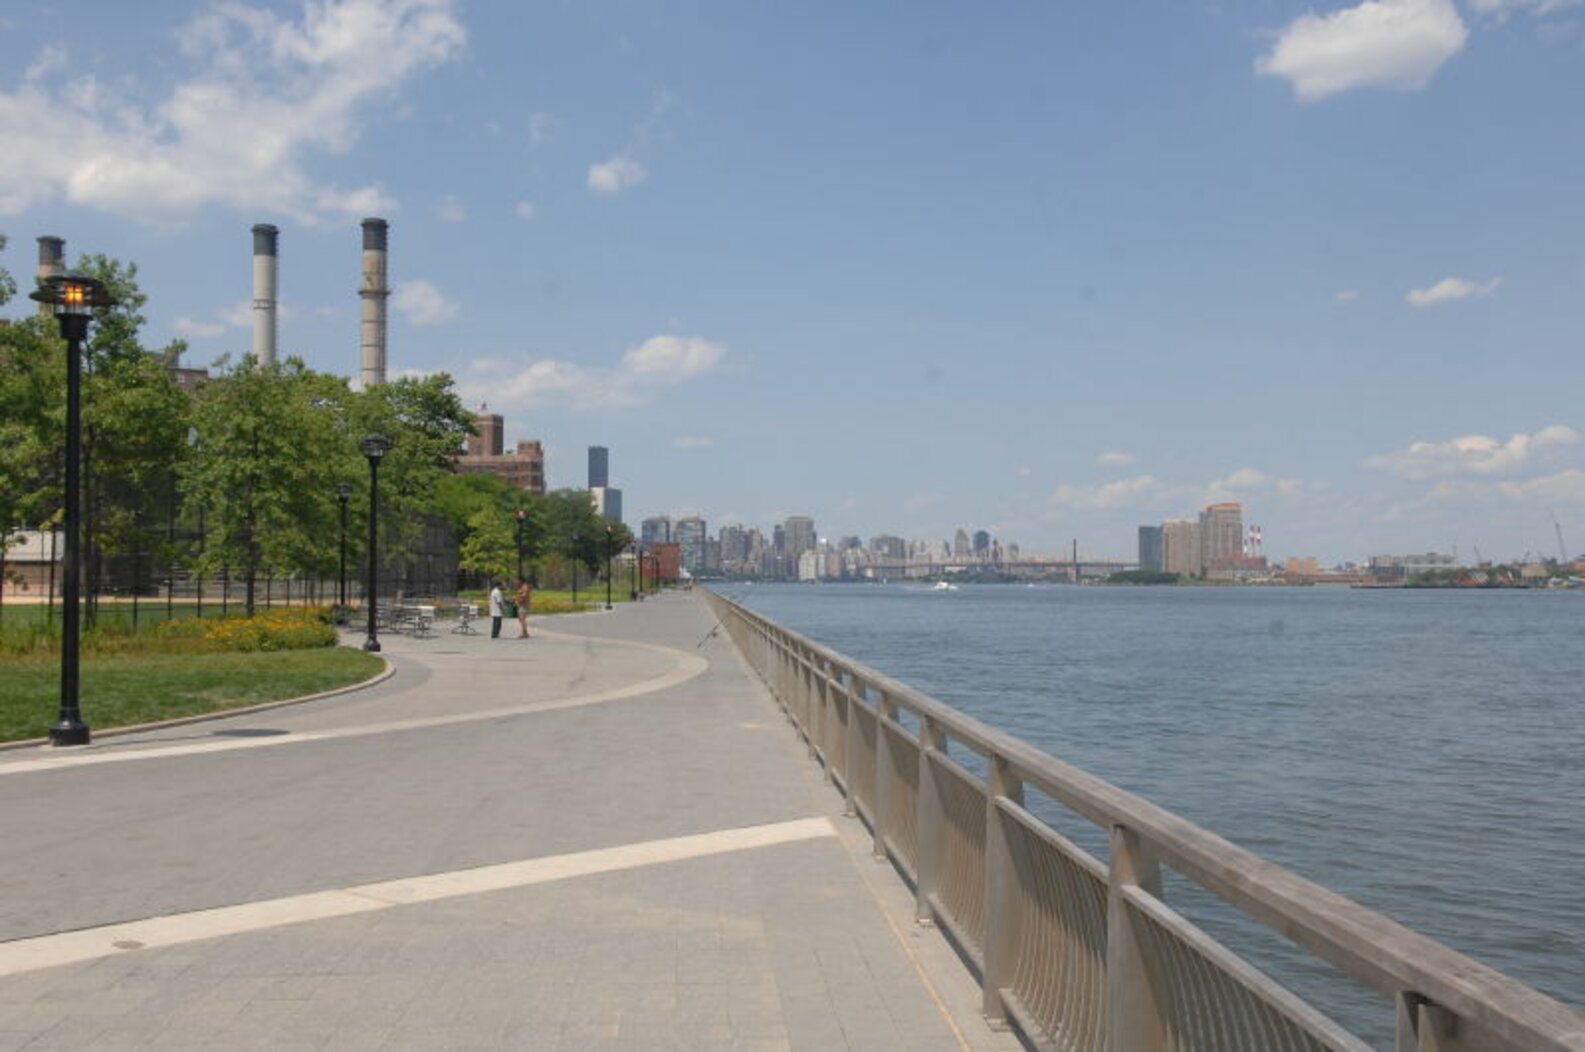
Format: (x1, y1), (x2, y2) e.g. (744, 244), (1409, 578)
(2, 0), (1582, 563)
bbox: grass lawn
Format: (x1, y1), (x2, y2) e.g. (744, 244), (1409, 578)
(0, 647), (385, 743)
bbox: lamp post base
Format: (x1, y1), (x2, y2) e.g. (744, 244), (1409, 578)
(49, 720), (91, 747)
(363, 637), (382, 653)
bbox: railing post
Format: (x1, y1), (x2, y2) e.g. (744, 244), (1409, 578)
(915, 715), (948, 925)
(1397, 993), (1463, 1051)
(1107, 824), (1165, 1052)
(872, 692), (897, 861)
(842, 674), (863, 817)
(982, 753), (1024, 1028)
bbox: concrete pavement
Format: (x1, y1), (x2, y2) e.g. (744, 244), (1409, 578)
(0, 592), (1022, 1050)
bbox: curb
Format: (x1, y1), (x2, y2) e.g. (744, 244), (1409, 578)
(0, 651), (396, 753)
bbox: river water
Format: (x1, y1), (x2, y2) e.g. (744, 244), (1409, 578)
(726, 582), (1585, 1044)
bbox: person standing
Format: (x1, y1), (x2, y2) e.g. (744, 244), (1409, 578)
(515, 577), (532, 638)
(488, 581), (504, 639)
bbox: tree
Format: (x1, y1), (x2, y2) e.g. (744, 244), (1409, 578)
(186, 357), (347, 615)
(457, 507), (515, 584)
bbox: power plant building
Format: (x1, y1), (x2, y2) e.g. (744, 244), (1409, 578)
(456, 407), (545, 495)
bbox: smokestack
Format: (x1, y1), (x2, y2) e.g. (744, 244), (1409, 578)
(359, 218), (389, 388)
(36, 236), (64, 318)
(251, 224), (279, 365)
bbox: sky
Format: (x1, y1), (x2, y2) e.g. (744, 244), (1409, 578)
(1, 0), (1582, 564)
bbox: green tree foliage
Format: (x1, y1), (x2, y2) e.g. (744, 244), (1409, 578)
(348, 374), (474, 563)
(457, 506), (516, 584)
(187, 357), (346, 615)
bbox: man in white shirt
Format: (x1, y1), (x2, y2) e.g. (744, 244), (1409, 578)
(488, 582), (504, 639)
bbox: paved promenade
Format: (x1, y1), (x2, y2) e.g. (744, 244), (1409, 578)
(0, 593), (1022, 1051)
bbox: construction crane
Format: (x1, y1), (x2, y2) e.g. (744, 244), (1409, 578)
(1553, 512), (1570, 564)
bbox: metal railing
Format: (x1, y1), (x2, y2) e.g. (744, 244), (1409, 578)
(702, 588), (1585, 1052)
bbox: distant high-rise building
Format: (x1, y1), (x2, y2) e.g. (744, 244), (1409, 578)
(641, 516), (672, 547)
(1199, 502), (1244, 576)
(1161, 519), (1202, 577)
(588, 446), (609, 489)
(675, 516), (707, 573)
(784, 516), (816, 559)
(869, 534), (906, 561)
(1138, 526), (1164, 572)
(972, 530), (991, 558)
(772, 524), (786, 556)
(590, 486), (622, 523)
(953, 529), (971, 559)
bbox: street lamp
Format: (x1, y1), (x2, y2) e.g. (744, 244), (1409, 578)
(515, 508), (526, 582)
(630, 542), (639, 601)
(337, 481), (352, 611)
(359, 434), (390, 651)
(31, 270), (117, 746)
(570, 532), (580, 609)
(604, 524), (614, 610)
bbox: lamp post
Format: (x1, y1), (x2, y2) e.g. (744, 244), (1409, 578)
(31, 271), (116, 746)
(630, 543), (639, 601)
(515, 508), (526, 582)
(604, 524), (614, 610)
(570, 533), (580, 609)
(359, 434), (390, 651)
(337, 481), (352, 611)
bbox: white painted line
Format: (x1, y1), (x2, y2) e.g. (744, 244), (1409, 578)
(0, 816), (836, 978)
(0, 645), (708, 778)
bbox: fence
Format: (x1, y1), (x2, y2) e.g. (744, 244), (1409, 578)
(701, 588), (1585, 1052)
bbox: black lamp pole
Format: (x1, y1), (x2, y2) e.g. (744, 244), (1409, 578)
(630, 543), (639, 601)
(31, 271), (116, 746)
(515, 508), (526, 581)
(570, 533), (580, 609)
(337, 481), (351, 610)
(604, 525), (614, 610)
(360, 435), (390, 651)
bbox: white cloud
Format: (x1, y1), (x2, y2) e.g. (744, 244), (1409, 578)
(1097, 451), (1137, 467)
(621, 335), (724, 378)
(457, 333), (728, 411)
(1406, 275), (1502, 306)
(1335, 289), (1360, 302)
(1256, 0), (1468, 101)
(514, 201), (537, 220)
(437, 195), (465, 221)
(588, 154), (647, 195)
(172, 315), (227, 340)
(1497, 469), (1585, 503)
(1365, 425), (1582, 479)
(0, 0), (465, 223)
(24, 45), (65, 83)
(1050, 475), (1160, 510)
(1471, 0), (1584, 19)
(1016, 466), (1033, 477)
(675, 435), (714, 450)
(391, 279), (459, 326)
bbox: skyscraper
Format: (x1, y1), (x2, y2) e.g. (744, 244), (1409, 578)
(1199, 502), (1244, 576)
(1138, 526), (1164, 572)
(784, 516), (816, 559)
(675, 516), (707, 573)
(588, 446), (609, 489)
(641, 516), (672, 547)
(1162, 520), (1202, 577)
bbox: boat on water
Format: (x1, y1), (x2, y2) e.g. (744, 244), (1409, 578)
(932, 581), (959, 591)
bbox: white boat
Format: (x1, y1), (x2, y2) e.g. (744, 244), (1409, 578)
(932, 580), (959, 591)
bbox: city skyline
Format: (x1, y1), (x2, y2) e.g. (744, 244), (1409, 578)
(1, 2), (1581, 563)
